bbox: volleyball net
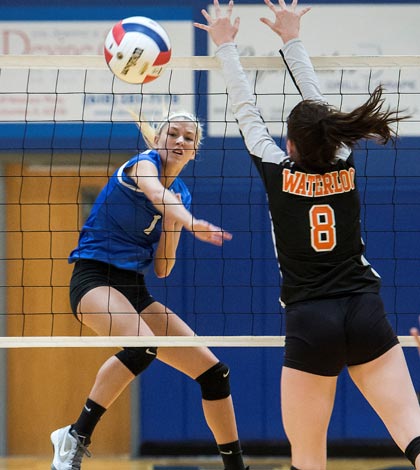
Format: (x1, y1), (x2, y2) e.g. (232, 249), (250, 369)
(0, 54), (420, 348)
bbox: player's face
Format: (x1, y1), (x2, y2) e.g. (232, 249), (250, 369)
(155, 120), (197, 169)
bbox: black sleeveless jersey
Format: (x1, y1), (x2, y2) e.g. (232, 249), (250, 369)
(216, 39), (381, 306)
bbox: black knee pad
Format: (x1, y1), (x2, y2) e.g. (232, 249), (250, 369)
(405, 436), (420, 466)
(115, 346), (157, 376)
(195, 362), (231, 401)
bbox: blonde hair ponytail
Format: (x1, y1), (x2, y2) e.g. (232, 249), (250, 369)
(127, 109), (204, 150)
(126, 109), (156, 149)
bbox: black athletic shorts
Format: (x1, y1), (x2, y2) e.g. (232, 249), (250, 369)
(69, 259), (156, 317)
(284, 292), (399, 376)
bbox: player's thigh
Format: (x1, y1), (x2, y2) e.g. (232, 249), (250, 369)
(140, 301), (197, 336)
(349, 344), (412, 410)
(78, 286), (153, 336)
(349, 344), (420, 448)
(141, 301), (219, 378)
(281, 366), (337, 439)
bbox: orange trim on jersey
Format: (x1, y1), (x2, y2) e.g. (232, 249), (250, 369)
(282, 167), (355, 197)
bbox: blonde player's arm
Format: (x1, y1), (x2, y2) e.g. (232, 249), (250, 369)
(154, 193), (183, 278)
(132, 159), (233, 247)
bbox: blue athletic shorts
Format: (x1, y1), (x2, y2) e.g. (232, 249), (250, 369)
(284, 292), (399, 376)
(69, 259), (156, 317)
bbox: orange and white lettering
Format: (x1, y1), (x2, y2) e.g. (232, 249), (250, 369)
(283, 168), (355, 198)
(283, 169), (299, 193)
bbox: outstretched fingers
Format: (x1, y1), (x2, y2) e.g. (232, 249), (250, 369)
(260, 0), (311, 37)
(214, 0), (222, 18)
(233, 15), (240, 30)
(195, 0), (222, 29)
(298, 6), (311, 17)
(199, 8), (212, 25)
(270, 0), (309, 14)
(261, 0), (277, 28)
(264, 0), (279, 13)
(194, 20), (209, 32)
(411, 327), (420, 351)
(192, 220), (233, 246)
(194, 0), (239, 46)
(210, 229), (233, 246)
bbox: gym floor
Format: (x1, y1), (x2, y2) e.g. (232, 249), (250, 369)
(0, 456), (413, 470)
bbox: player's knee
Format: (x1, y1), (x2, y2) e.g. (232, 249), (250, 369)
(195, 362), (231, 400)
(405, 436), (420, 466)
(115, 346), (157, 376)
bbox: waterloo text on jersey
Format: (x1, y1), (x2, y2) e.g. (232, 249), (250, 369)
(282, 167), (356, 197)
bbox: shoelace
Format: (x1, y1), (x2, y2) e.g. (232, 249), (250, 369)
(69, 430), (92, 470)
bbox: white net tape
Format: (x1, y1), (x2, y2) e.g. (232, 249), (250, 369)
(1, 55), (420, 70)
(0, 335), (417, 348)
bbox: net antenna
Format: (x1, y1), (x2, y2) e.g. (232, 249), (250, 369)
(0, 54), (419, 348)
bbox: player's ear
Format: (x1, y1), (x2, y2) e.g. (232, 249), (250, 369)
(286, 139), (295, 156)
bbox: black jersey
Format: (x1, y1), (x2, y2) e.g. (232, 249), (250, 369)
(216, 39), (381, 306)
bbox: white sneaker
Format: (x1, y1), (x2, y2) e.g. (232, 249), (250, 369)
(50, 425), (91, 470)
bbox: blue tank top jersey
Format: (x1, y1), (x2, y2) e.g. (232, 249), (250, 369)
(69, 149), (192, 273)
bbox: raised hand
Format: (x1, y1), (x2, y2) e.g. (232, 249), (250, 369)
(260, 0), (311, 43)
(193, 0), (240, 47)
(411, 319), (420, 355)
(190, 219), (233, 246)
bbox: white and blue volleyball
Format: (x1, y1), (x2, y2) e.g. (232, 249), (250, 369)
(104, 16), (172, 84)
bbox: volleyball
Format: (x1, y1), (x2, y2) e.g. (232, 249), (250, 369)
(104, 16), (172, 84)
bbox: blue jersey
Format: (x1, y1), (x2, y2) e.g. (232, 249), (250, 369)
(69, 149), (192, 273)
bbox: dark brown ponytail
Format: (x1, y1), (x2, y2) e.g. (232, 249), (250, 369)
(287, 85), (409, 172)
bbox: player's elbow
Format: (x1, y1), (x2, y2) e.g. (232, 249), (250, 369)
(148, 190), (165, 208)
(154, 260), (175, 278)
(155, 268), (170, 279)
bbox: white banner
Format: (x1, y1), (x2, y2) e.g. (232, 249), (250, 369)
(207, 4), (420, 137)
(0, 5), (419, 136)
(0, 20), (194, 123)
